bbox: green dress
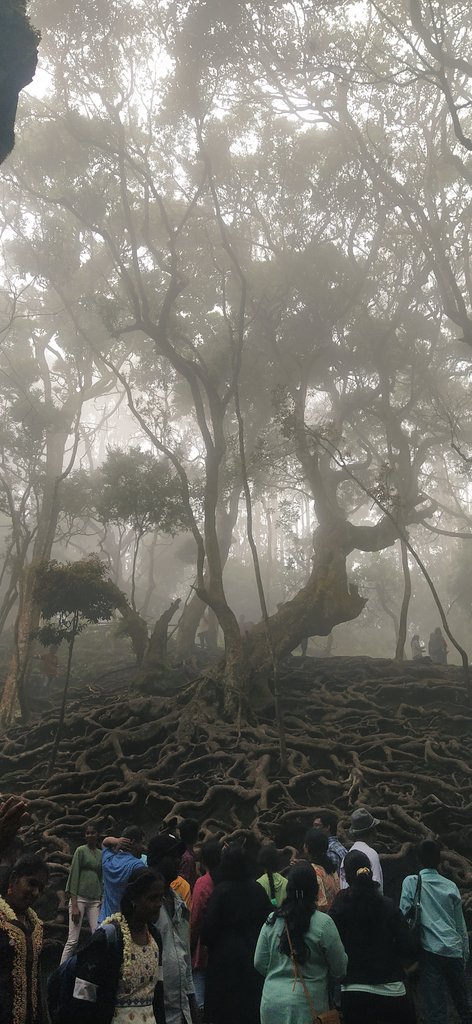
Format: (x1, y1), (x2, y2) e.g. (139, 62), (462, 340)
(254, 910), (347, 1024)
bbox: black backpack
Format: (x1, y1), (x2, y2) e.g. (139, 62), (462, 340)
(47, 922), (119, 1024)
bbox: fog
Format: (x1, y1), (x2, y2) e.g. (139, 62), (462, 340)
(1, 0), (472, 721)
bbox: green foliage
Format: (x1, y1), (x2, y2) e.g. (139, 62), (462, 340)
(34, 556), (119, 646)
(81, 447), (188, 537)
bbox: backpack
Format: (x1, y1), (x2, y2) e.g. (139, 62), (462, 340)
(47, 922), (120, 1024)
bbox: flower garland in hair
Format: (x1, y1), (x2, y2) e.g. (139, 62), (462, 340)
(0, 895), (43, 1024)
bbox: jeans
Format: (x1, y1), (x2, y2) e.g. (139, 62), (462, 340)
(341, 990), (416, 1023)
(60, 898), (101, 962)
(418, 951), (471, 1024)
(192, 970), (206, 1010)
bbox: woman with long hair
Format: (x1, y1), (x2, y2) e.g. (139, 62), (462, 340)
(49, 867), (165, 1024)
(202, 842), (272, 1024)
(330, 850), (417, 1024)
(304, 828), (340, 911)
(256, 843), (288, 907)
(0, 853), (49, 1024)
(254, 861), (347, 1024)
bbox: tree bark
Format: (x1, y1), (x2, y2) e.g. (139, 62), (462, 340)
(395, 540), (412, 660)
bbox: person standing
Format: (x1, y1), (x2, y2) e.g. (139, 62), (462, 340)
(411, 634), (424, 660)
(147, 831), (198, 1024)
(49, 868), (166, 1024)
(400, 839), (470, 1024)
(256, 843), (288, 907)
(428, 628), (448, 665)
(98, 826), (145, 924)
(0, 854), (48, 1024)
(331, 850), (416, 1024)
(304, 828), (340, 911)
(313, 811), (347, 873)
(190, 839), (221, 1016)
(61, 823), (102, 962)
(179, 818), (199, 892)
(202, 843), (272, 1024)
(254, 861), (347, 1024)
(340, 808), (383, 892)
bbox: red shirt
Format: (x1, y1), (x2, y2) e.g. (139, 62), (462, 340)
(190, 871), (214, 970)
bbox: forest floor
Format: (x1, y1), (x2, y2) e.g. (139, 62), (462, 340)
(1, 651), (472, 960)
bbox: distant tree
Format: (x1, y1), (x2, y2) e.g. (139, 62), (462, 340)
(34, 556), (119, 773)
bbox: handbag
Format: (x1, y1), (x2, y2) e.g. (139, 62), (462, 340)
(284, 922), (341, 1024)
(405, 872), (422, 948)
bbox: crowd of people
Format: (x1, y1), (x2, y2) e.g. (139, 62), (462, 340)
(0, 796), (470, 1024)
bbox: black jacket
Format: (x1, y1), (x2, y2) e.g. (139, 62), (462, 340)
(201, 878), (272, 1024)
(330, 889), (417, 985)
(65, 921), (165, 1024)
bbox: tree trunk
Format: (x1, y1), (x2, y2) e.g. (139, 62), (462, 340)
(48, 620), (77, 776)
(244, 524), (366, 682)
(395, 539), (412, 660)
(143, 598), (181, 667)
(0, 428), (70, 729)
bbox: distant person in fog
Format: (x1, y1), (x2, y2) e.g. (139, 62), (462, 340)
(411, 634), (424, 660)
(428, 627), (448, 664)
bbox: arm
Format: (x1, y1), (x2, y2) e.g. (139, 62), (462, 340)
(400, 876), (415, 916)
(453, 892), (469, 962)
(320, 916), (348, 981)
(101, 835), (131, 850)
(254, 922), (271, 976)
(65, 849), (82, 925)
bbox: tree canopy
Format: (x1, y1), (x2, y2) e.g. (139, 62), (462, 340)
(1, 0), (472, 720)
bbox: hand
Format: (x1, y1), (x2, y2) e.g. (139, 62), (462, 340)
(71, 903), (81, 926)
(0, 796), (28, 851)
(117, 837), (132, 851)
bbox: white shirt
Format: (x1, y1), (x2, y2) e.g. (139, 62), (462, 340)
(340, 840), (383, 892)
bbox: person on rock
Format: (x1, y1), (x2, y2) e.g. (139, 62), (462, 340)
(401, 840), (470, 1024)
(340, 808), (383, 892)
(61, 823), (103, 963)
(254, 860), (347, 1024)
(98, 826), (145, 924)
(330, 850), (416, 1024)
(428, 627), (448, 665)
(304, 828), (340, 911)
(201, 842), (272, 1024)
(410, 634), (424, 660)
(0, 853), (48, 1024)
(147, 831), (198, 1024)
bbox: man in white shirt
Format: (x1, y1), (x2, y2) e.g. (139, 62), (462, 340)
(340, 807), (383, 891)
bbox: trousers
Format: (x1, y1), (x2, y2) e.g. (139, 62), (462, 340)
(418, 951), (471, 1024)
(60, 898), (101, 962)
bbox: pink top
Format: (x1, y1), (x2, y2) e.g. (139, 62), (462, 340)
(190, 871), (214, 970)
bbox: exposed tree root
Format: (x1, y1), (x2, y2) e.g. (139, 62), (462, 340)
(2, 655), (472, 949)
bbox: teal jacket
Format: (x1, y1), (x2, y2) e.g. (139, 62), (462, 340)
(400, 869), (469, 960)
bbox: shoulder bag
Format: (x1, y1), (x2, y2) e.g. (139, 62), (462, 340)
(404, 872), (422, 948)
(284, 922), (340, 1024)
